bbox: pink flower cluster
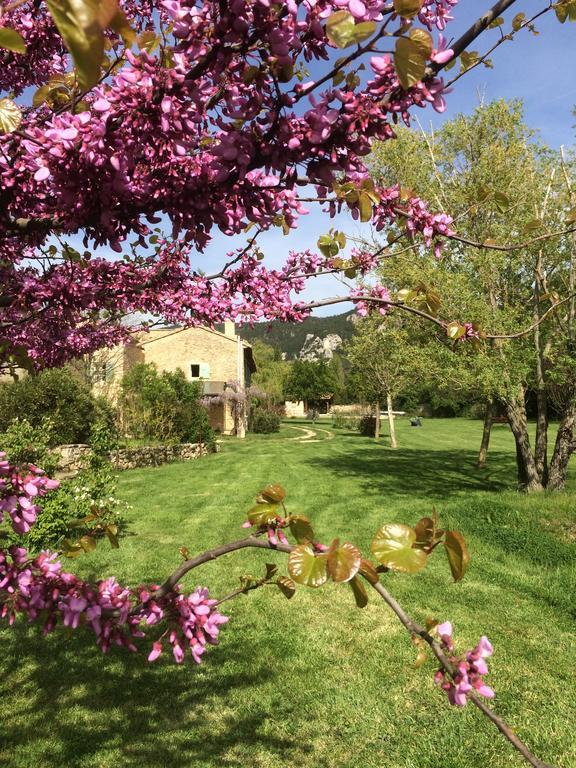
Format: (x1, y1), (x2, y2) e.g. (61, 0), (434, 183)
(0, 452), (59, 534)
(0, 453), (228, 663)
(350, 283), (392, 317)
(434, 621), (495, 706)
(1, 1), (460, 372)
(242, 512), (290, 547)
(0, 2), (67, 96)
(419, 0), (458, 31)
(144, 586), (229, 664)
(458, 322), (481, 342)
(0, 544), (228, 663)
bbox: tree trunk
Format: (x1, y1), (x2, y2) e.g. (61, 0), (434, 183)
(534, 385), (548, 484)
(505, 394), (544, 492)
(532, 256), (549, 485)
(547, 402), (576, 490)
(386, 392), (397, 449)
(477, 399), (493, 469)
(374, 400), (381, 441)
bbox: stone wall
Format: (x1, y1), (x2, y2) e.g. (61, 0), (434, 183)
(110, 442), (217, 471)
(52, 442), (219, 474)
(51, 444), (92, 475)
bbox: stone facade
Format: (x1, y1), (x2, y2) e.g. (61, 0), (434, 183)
(92, 323), (256, 436)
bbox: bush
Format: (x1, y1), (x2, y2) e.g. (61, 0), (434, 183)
(11, 419), (127, 553)
(250, 408), (281, 434)
(120, 363), (214, 445)
(23, 483), (75, 551)
(0, 368), (114, 445)
(358, 415), (376, 437)
(0, 418), (59, 475)
(24, 469), (129, 553)
(332, 413), (361, 431)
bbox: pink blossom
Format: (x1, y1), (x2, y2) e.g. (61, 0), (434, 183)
(435, 621), (495, 707)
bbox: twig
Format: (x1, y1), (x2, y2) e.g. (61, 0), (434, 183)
(148, 534), (554, 768)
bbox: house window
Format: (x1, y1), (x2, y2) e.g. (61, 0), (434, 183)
(190, 363), (210, 379)
(93, 361), (114, 383)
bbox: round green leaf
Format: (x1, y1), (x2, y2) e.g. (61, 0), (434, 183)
(79, 535), (97, 552)
(259, 483), (286, 503)
(0, 98), (22, 135)
(288, 544), (328, 588)
(46, 0), (105, 90)
(288, 515), (315, 544)
(276, 576), (296, 599)
(446, 321), (466, 341)
(326, 11), (356, 48)
(0, 27), (27, 54)
(371, 523), (428, 574)
(394, 37), (427, 91)
(393, 0), (424, 19)
(248, 502), (280, 526)
(327, 539), (362, 583)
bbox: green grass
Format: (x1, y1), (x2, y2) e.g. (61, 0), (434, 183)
(1, 419), (575, 768)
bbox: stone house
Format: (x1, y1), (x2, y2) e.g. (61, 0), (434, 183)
(92, 322), (256, 436)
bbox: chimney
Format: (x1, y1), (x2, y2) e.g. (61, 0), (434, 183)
(223, 321), (236, 337)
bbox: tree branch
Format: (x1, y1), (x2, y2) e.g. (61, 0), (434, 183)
(299, 292), (576, 342)
(149, 533), (554, 768)
(430, 0), (521, 74)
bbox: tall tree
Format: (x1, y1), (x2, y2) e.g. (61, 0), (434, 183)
(283, 360), (340, 410)
(347, 316), (414, 446)
(369, 100), (576, 490)
(250, 340), (291, 404)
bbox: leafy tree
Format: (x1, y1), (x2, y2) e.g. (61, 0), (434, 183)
(0, 367), (114, 445)
(283, 360), (340, 409)
(369, 100), (576, 489)
(347, 316), (410, 445)
(250, 340), (291, 404)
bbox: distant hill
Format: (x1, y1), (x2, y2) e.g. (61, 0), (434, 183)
(238, 312), (356, 359)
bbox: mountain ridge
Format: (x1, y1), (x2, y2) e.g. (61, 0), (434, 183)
(238, 312), (355, 359)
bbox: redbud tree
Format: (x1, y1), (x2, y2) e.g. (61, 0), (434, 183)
(1, 2), (574, 767)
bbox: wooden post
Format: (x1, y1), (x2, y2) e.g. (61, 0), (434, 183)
(386, 392), (397, 449)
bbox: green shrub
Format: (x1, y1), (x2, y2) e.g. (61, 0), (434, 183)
(24, 484), (75, 551)
(23, 469), (129, 553)
(120, 363), (214, 444)
(0, 418), (59, 475)
(250, 409), (281, 434)
(0, 368), (114, 445)
(332, 414), (360, 431)
(358, 415), (376, 437)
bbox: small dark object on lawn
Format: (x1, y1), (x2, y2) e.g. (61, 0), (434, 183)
(410, 417), (422, 427)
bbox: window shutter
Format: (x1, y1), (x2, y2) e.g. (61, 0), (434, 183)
(199, 363), (210, 379)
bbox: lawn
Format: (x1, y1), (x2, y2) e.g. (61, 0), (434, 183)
(1, 419), (575, 768)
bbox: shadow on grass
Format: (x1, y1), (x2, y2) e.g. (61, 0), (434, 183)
(308, 445), (517, 498)
(0, 625), (316, 768)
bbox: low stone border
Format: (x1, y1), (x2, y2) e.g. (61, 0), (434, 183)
(110, 442), (218, 471)
(52, 442), (219, 474)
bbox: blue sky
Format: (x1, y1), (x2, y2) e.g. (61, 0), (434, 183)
(199, 2), (576, 316)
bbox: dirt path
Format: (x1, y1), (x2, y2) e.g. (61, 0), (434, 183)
(284, 424), (335, 443)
